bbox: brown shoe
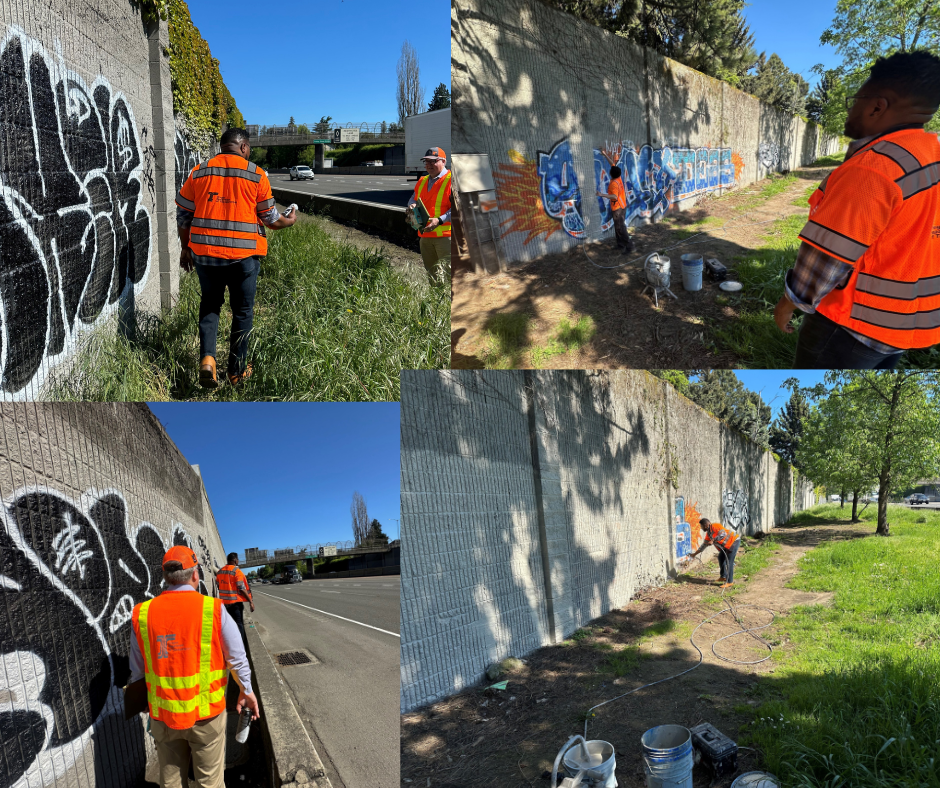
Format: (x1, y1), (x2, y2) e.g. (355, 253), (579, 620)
(199, 356), (218, 389)
(228, 363), (253, 386)
(720, 582), (734, 589)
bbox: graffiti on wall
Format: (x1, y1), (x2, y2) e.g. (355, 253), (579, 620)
(758, 142), (781, 169)
(0, 486), (219, 788)
(0, 28), (152, 398)
(593, 141), (743, 230)
(723, 489), (750, 532)
(675, 496), (692, 559)
(174, 127), (201, 195)
(492, 140), (585, 245)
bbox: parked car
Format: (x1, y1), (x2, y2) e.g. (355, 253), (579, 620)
(289, 165), (314, 180)
(909, 493), (930, 505)
(262, 579), (269, 584)
(829, 494), (841, 501)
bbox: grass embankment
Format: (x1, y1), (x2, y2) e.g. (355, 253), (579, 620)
(742, 503), (940, 787)
(46, 216), (448, 401)
(480, 313), (596, 368)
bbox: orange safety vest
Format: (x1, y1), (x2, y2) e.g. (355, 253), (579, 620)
(217, 564), (252, 605)
(414, 171), (452, 238)
(803, 128), (940, 349)
(609, 178), (627, 212)
(131, 590), (228, 729)
(176, 153), (275, 260)
(704, 521), (737, 550)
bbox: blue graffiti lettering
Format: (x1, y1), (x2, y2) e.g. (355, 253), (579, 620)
(538, 139), (585, 239)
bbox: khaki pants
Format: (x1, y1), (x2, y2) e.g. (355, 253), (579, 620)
(151, 710), (227, 788)
(419, 236), (451, 284)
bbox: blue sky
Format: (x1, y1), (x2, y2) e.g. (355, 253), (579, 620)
(148, 403), (401, 555)
(741, 0), (843, 89)
(734, 371), (828, 420)
(189, 0), (451, 127)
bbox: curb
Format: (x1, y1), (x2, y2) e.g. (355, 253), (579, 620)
(245, 616), (333, 788)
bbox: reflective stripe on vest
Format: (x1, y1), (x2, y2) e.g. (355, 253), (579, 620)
(415, 172), (452, 238)
(707, 523), (736, 549)
(812, 129), (940, 348)
(182, 154), (269, 260)
(134, 593), (227, 727)
(217, 565), (247, 603)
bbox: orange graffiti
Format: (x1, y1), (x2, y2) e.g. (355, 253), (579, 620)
(686, 501), (703, 550)
(492, 149), (563, 246)
(731, 152), (745, 183)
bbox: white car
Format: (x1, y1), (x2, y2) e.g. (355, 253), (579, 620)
(289, 165), (314, 181)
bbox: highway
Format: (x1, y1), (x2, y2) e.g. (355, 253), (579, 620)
(249, 576), (400, 788)
(267, 172), (416, 207)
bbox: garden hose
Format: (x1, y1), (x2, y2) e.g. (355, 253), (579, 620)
(583, 555), (776, 743)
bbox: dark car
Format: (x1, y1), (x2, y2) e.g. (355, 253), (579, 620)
(909, 493), (930, 505)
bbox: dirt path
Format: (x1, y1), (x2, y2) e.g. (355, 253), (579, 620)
(451, 161), (839, 370)
(400, 521), (871, 788)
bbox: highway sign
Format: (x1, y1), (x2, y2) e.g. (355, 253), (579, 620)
(334, 128), (360, 143)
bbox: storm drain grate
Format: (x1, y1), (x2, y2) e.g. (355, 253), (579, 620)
(274, 650), (314, 666)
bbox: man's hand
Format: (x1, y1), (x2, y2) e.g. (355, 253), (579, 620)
(250, 602), (255, 613)
(774, 295), (797, 334)
(237, 689), (261, 721)
(180, 247), (194, 273)
(426, 217), (440, 230)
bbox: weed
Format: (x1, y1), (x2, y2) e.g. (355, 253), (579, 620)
(482, 312), (531, 368)
(593, 642), (614, 652)
(571, 629), (590, 643)
(605, 645), (643, 676)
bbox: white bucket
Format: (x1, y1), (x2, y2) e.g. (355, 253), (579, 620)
(552, 735), (618, 787)
(681, 255), (703, 291)
(641, 725), (693, 788)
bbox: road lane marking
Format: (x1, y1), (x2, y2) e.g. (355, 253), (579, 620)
(256, 591), (400, 637)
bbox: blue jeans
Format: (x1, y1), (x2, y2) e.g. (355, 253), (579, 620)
(195, 257), (260, 376)
(794, 311), (902, 369)
(717, 540), (739, 583)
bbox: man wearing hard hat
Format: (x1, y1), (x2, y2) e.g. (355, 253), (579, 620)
(129, 546), (259, 788)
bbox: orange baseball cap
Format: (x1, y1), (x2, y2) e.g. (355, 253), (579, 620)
(163, 545), (198, 571)
(421, 147), (446, 160)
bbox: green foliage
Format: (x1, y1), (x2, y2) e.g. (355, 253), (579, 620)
(427, 82), (451, 111)
(482, 312), (530, 369)
(742, 505), (940, 785)
(769, 390), (809, 466)
(367, 519), (389, 543)
(739, 53), (809, 115)
(45, 217), (448, 401)
(688, 370), (772, 447)
(314, 115), (333, 135)
(167, 0), (244, 150)
(650, 370), (691, 395)
(530, 315), (596, 367)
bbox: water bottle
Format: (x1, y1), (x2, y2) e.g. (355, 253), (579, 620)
(235, 708), (252, 744)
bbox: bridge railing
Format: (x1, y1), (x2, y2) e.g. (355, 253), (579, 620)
(247, 122), (406, 147)
(239, 539), (399, 565)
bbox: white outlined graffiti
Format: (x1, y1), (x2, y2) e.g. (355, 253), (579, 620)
(0, 486), (218, 788)
(0, 27), (153, 400)
(758, 142), (781, 169)
(723, 489), (751, 532)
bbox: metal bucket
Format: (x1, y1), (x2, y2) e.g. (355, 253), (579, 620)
(552, 735), (618, 787)
(645, 254), (671, 288)
(641, 725), (693, 788)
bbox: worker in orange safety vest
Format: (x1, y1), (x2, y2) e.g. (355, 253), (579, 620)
(774, 50), (940, 368)
(407, 147), (453, 285)
(176, 127), (297, 388)
(129, 545), (259, 788)
(688, 518), (739, 589)
(217, 552), (254, 650)
(596, 164), (636, 254)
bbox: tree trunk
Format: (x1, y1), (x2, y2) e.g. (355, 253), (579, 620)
(840, 488), (846, 508)
(876, 376), (903, 536)
(851, 490), (860, 522)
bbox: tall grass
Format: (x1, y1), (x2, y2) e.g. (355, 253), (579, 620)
(743, 504), (940, 786)
(45, 217), (448, 401)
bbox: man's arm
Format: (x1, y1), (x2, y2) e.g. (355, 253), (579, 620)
(237, 569), (254, 611)
(127, 624), (145, 684)
(774, 243), (853, 333)
(256, 174), (296, 230)
(220, 605), (260, 719)
(176, 207), (195, 272)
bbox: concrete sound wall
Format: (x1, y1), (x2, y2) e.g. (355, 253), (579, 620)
(452, 0), (845, 265)
(400, 371), (812, 712)
(0, 0), (215, 400)
(0, 403), (228, 788)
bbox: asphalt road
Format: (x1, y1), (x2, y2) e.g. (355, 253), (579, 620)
(250, 576), (400, 788)
(268, 172), (415, 207)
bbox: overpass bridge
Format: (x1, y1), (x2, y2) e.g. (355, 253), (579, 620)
(236, 541), (398, 570)
(247, 122), (405, 148)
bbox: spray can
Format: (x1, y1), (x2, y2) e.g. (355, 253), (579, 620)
(235, 708), (252, 744)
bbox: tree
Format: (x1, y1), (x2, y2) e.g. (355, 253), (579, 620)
(289, 116), (296, 127)
(351, 491), (370, 546)
(769, 389), (809, 466)
(314, 115), (333, 136)
(428, 82), (451, 111)
(297, 124), (310, 135)
(739, 52), (810, 115)
(396, 41), (425, 124)
(381, 120), (388, 134)
(820, 0), (940, 75)
(688, 371), (772, 448)
(367, 519), (389, 545)
(546, 0), (759, 86)
(799, 371), (940, 534)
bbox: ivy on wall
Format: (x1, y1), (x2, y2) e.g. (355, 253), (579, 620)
(138, 0), (245, 151)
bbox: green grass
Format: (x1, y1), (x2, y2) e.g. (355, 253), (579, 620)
(605, 645), (643, 676)
(791, 182), (818, 206)
(483, 313), (596, 369)
(45, 215), (448, 401)
(741, 503), (940, 786)
(809, 152), (846, 168)
(735, 172), (798, 211)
